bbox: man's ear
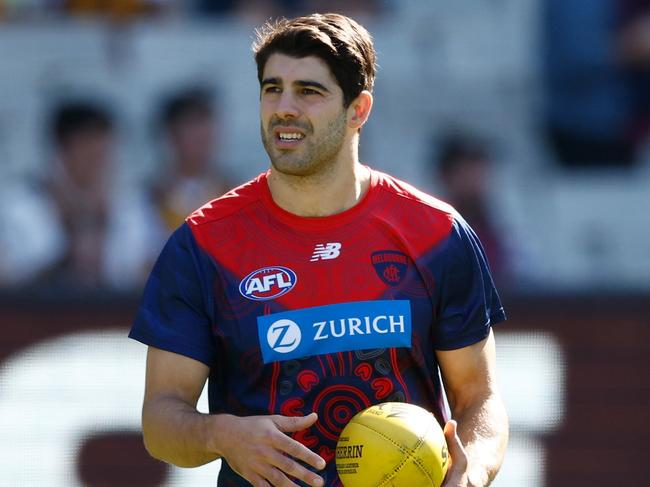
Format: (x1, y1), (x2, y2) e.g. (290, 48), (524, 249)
(347, 90), (373, 129)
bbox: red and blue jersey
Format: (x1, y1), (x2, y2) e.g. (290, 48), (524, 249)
(129, 168), (505, 486)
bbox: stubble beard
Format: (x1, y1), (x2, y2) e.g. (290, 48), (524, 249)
(261, 112), (347, 178)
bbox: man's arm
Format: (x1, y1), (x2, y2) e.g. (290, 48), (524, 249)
(141, 346), (326, 486)
(141, 346), (217, 466)
(436, 329), (509, 487)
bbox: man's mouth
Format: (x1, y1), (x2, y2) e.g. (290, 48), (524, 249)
(277, 131), (305, 142)
(274, 128), (306, 148)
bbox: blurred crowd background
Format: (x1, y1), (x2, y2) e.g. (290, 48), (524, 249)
(0, 0), (648, 295)
(0, 1), (648, 486)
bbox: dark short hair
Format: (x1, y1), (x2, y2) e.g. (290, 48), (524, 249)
(252, 13), (376, 107)
(160, 87), (215, 129)
(50, 101), (113, 146)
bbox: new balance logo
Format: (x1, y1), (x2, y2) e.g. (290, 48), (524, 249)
(310, 242), (342, 261)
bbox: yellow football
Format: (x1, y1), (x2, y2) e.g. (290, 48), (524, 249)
(335, 402), (449, 487)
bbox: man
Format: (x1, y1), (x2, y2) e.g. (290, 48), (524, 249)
(152, 86), (232, 234)
(432, 132), (510, 287)
(0, 100), (153, 290)
(44, 101), (115, 288)
(130, 13), (508, 487)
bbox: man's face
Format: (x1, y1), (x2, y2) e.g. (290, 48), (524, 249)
(169, 113), (216, 172)
(60, 129), (113, 187)
(260, 53), (348, 177)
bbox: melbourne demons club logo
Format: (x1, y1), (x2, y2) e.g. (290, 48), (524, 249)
(239, 266), (297, 301)
(371, 250), (409, 286)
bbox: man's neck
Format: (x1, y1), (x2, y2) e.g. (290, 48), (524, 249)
(267, 161), (371, 217)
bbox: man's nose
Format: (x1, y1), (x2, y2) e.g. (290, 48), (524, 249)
(275, 91), (300, 119)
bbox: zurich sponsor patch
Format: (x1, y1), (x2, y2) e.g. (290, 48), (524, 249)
(257, 300), (412, 363)
(239, 266), (297, 301)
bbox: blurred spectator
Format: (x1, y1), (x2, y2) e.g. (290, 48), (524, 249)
(618, 0), (650, 147)
(45, 101), (115, 288)
(431, 132), (512, 287)
(151, 86), (232, 234)
(0, 178), (64, 289)
(194, 0), (238, 17)
(301, 0), (384, 20)
(0, 99), (156, 291)
(196, 0), (284, 21)
(543, 0), (650, 168)
(60, 0), (171, 21)
(0, 0), (175, 22)
(195, 0), (384, 22)
(1, 0), (385, 24)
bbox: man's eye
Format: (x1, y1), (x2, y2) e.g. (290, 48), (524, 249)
(264, 86), (281, 94)
(301, 88), (320, 95)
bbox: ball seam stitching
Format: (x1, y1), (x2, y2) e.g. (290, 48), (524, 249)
(351, 420), (426, 487)
(410, 420), (437, 486)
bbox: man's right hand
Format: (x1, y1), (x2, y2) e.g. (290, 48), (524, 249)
(212, 412), (326, 487)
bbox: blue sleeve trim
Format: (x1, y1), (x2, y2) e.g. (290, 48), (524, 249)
(434, 308), (506, 351)
(128, 327), (214, 367)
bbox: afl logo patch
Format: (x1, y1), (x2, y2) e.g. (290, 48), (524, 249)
(239, 266), (297, 301)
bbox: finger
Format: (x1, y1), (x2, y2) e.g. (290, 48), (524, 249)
(272, 412), (319, 433)
(443, 419), (457, 443)
(273, 433), (326, 471)
(260, 465), (300, 487)
(248, 473), (272, 487)
(443, 420), (468, 470)
(267, 451), (325, 487)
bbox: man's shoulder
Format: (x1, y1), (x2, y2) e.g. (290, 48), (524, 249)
(186, 173), (267, 227)
(371, 168), (456, 220)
